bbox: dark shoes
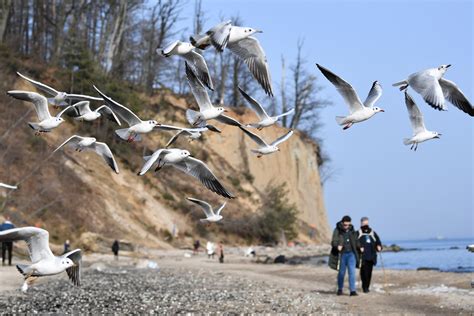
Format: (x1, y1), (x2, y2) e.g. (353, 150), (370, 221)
(350, 291), (358, 296)
(363, 288), (370, 293)
(337, 289), (343, 296)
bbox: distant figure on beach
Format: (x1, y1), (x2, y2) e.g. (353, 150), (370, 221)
(358, 217), (382, 293)
(63, 239), (71, 254)
(112, 240), (120, 260)
(0, 216), (15, 266)
(217, 242), (224, 263)
(193, 239), (200, 254)
(206, 241), (215, 259)
(329, 215), (361, 296)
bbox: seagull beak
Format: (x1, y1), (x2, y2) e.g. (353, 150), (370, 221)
(224, 109), (229, 112)
(256, 30), (263, 33)
(446, 64), (451, 68)
(380, 109), (385, 112)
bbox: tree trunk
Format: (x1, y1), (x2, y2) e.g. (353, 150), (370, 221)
(104, 0), (128, 74)
(0, 0), (12, 42)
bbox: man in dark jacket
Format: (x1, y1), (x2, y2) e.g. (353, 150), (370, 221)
(0, 217), (15, 266)
(329, 215), (361, 296)
(358, 217), (382, 293)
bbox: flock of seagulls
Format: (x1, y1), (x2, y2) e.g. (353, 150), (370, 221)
(1, 16), (472, 293)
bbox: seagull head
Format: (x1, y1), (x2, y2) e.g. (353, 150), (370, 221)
(56, 92), (68, 101)
(61, 258), (75, 268)
(438, 64), (451, 74)
(217, 107), (227, 114)
(149, 120), (160, 126)
(180, 150), (191, 158)
(244, 27), (263, 35)
(372, 106), (385, 113)
(56, 117), (65, 123)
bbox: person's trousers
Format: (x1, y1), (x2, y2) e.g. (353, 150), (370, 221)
(2, 242), (13, 265)
(360, 260), (374, 290)
(337, 251), (356, 291)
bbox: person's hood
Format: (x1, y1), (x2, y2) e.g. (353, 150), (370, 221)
(337, 221), (354, 232)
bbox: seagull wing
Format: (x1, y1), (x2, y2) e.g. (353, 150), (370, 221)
(214, 114), (242, 126)
(270, 130), (294, 147)
(238, 86), (270, 120)
(228, 37), (273, 97)
(95, 105), (122, 125)
(239, 126), (268, 147)
(7, 90), (52, 120)
(207, 20), (232, 51)
(53, 135), (85, 152)
(439, 78), (474, 116)
(161, 40), (179, 55)
(165, 130), (186, 148)
(173, 157), (235, 199)
(275, 108), (295, 119)
(215, 201), (226, 216)
(409, 72), (445, 111)
(91, 142), (120, 174)
(187, 197), (214, 217)
(17, 72), (59, 96)
(185, 62), (213, 111)
(139, 149), (170, 175)
(64, 249), (81, 286)
(66, 94), (103, 102)
(316, 64), (364, 113)
(72, 101), (92, 116)
(0, 183), (17, 190)
(363, 81), (383, 107)
(183, 50), (214, 90)
(404, 92), (427, 134)
(56, 105), (74, 118)
(0, 227), (54, 263)
(93, 86), (142, 126)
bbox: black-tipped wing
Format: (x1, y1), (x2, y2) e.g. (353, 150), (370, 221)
(67, 94), (103, 102)
(95, 105), (122, 125)
(93, 86), (142, 126)
(239, 126), (268, 147)
(165, 130), (186, 148)
(0, 227), (54, 263)
(53, 135), (85, 152)
(215, 114), (242, 126)
(173, 157), (235, 199)
(270, 130), (294, 147)
(17, 72), (59, 96)
(404, 92), (426, 134)
(238, 86), (269, 120)
(91, 142), (120, 174)
(228, 37), (273, 97)
(185, 62), (213, 111)
(207, 20), (232, 51)
(7, 90), (51, 121)
(64, 249), (82, 286)
(183, 51), (214, 90)
(439, 78), (474, 116)
(364, 81), (383, 107)
(187, 197), (214, 217)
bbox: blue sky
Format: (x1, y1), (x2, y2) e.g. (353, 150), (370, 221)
(173, 0), (473, 240)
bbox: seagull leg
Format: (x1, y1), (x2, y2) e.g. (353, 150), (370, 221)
(410, 143), (414, 150)
(343, 123), (353, 130)
(414, 143), (418, 151)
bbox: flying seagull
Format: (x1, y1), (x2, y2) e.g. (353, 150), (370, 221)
(17, 72), (103, 107)
(0, 227), (81, 293)
(393, 65), (474, 116)
(155, 124), (221, 148)
(316, 64), (384, 130)
(187, 197), (226, 223)
(191, 21), (273, 97)
(185, 62), (242, 127)
(68, 101), (121, 125)
(93, 86), (160, 142)
(158, 40), (214, 90)
(239, 126), (293, 158)
(0, 183), (17, 190)
(138, 148), (235, 199)
(7, 90), (73, 134)
(239, 87), (294, 129)
(403, 92), (441, 151)
(54, 135), (119, 173)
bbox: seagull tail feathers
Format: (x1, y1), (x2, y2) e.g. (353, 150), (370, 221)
(186, 109), (202, 126)
(115, 128), (130, 140)
(403, 138), (413, 145)
(16, 264), (29, 275)
(28, 122), (40, 130)
(335, 116), (346, 126)
(190, 34), (210, 50)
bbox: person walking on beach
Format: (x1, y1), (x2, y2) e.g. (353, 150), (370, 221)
(193, 239), (201, 255)
(63, 239), (70, 254)
(112, 240), (120, 260)
(329, 215), (361, 296)
(0, 216), (15, 266)
(217, 241), (224, 263)
(206, 241), (215, 259)
(358, 217), (382, 293)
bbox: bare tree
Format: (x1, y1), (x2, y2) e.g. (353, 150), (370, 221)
(103, 0), (128, 73)
(0, 0), (12, 42)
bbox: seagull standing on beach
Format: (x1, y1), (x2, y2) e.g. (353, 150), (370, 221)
(185, 62), (242, 127)
(191, 21), (273, 97)
(316, 64), (385, 130)
(0, 183), (17, 190)
(0, 227), (81, 293)
(393, 65), (474, 116)
(239, 87), (294, 129)
(239, 126), (293, 158)
(155, 124), (221, 148)
(187, 197), (226, 222)
(93, 86), (160, 142)
(138, 148), (235, 199)
(54, 135), (120, 173)
(158, 40), (214, 90)
(68, 101), (121, 125)
(7, 91), (73, 134)
(402, 92), (441, 151)
(17, 72), (103, 107)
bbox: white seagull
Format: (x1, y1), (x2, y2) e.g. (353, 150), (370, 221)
(403, 91), (441, 151)
(7, 90), (73, 134)
(93, 86), (160, 142)
(239, 87), (294, 129)
(393, 65), (474, 116)
(17, 72), (103, 107)
(0, 227), (81, 293)
(316, 64), (385, 130)
(191, 21), (273, 96)
(239, 126), (293, 158)
(138, 148), (235, 199)
(54, 135), (120, 173)
(185, 62), (242, 127)
(69, 101), (121, 125)
(155, 124), (221, 148)
(158, 40), (213, 90)
(187, 197), (226, 223)
(0, 183), (17, 190)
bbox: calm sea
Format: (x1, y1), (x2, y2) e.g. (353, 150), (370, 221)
(377, 238), (474, 273)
